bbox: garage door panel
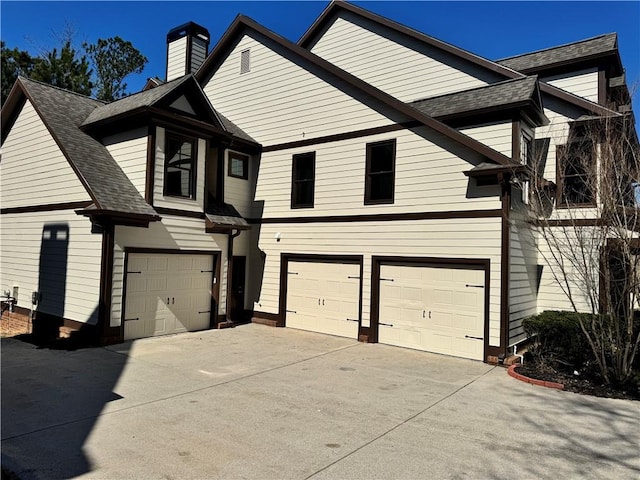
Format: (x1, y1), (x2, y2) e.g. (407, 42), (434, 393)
(378, 263), (485, 361)
(124, 253), (214, 341)
(285, 260), (360, 339)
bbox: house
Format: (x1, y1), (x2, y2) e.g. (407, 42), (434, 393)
(1, 1), (636, 362)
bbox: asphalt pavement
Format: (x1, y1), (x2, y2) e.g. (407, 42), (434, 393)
(2, 324), (639, 479)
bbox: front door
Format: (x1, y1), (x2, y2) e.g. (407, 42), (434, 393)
(230, 256), (246, 321)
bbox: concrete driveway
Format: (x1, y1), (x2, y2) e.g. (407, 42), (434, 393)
(2, 324), (639, 479)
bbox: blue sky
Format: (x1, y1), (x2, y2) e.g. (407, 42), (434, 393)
(2, 1), (639, 102)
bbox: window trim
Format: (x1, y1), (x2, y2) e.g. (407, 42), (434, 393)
(364, 139), (396, 205)
(556, 143), (597, 208)
(291, 151), (316, 209)
(163, 133), (197, 200)
(228, 152), (249, 180)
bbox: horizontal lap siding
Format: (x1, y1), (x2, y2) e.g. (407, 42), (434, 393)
(167, 36), (187, 81)
(203, 33), (398, 146)
(0, 211), (101, 324)
(256, 128), (500, 218)
(460, 122), (513, 158)
(509, 214), (538, 345)
(255, 218), (503, 346)
(309, 13), (498, 103)
(111, 217), (227, 327)
(104, 128), (148, 197)
(1, 100), (89, 208)
(225, 150), (254, 218)
(543, 68), (599, 103)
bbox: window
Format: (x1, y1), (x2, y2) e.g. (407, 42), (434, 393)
(228, 152), (249, 180)
(164, 134), (196, 198)
(557, 141), (596, 207)
(240, 49), (250, 74)
(521, 131), (532, 166)
(291, 152), (315, 208)
(365, 139), (396, 204)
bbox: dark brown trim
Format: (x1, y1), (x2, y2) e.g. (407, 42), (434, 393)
(542, 218), (603, 227)
(598, 67), (607, 106)
(370, 256), (491, 359)
(297, 1), (619, 118)
(145, 125), (156, 204)
(280, 253), (364, 333)
(512, 120), (521, 162)
(225, 230), (241, 322)
(252, 311), (280, 322)
(99, 221), (120, 344)
(248, 209), (503, 224)
(228, 151), (249, 180)
(1, 201), (93, 215)
(196, 16), (513, 166)
(1, 92), (26, 145)
(364, 138), (396, 205)
(263, 122), (419, 153)
(154, 207), (206, 219)
(291, 151), (316, 209)
(499, 173), (511, 356)
(212, 253), (221, 327)
(124, 247), (221, 255)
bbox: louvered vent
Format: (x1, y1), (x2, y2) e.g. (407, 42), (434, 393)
(240, 49), (251, 74)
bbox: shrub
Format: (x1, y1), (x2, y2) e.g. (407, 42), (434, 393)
(523, 311), (592, 372)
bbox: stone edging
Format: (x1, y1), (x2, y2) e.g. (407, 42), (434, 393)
(508, 364), (564, 390)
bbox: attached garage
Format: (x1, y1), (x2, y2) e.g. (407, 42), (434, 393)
(123, 252), (217, 340)
(375, 259), (487, 360)
(284, 257), (361, 339)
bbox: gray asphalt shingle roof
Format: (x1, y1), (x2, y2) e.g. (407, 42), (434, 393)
(409, 76), (539, 119)
(19, 77), (158, 218)
(497, 33), (617, 72)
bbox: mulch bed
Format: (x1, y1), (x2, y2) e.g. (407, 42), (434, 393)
(515, 363), (640, 401)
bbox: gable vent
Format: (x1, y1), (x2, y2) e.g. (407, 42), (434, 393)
(240, 49), (251, 74)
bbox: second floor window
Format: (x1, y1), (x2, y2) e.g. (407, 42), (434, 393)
(228, 152), (249, 180)
(291, 152), (315, 208)
(557, 141), (596, 207)
(365, 139), (396, 205)
(164, 134), (196, 199)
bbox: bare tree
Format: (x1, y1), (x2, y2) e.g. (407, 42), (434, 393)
(529, 111), (639, 386)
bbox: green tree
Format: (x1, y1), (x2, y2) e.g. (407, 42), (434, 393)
(84, 36), (147, 101)
(30, 40), (93, 95)
(1, 41), (38, 105)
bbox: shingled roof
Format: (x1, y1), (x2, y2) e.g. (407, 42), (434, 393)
(17, 77), (159, 219)
(409, 76), (547, 124)
(497, 33), (618, 73)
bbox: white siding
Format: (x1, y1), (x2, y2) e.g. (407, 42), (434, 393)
(254, 218), (503, 346)
(255, 127), (500, 219)
(153, 127), (206, 212)
(460, 121), (513, 158)
(104, 127), (148, 198)
(0, 211), (101, 324)
(0, 100), (89, 208)
(111, 217), (227, 327)
(203, 32), (404, 146)
(509, 213), (539, 344)
(543, 68), (599, 103)
(167, 36), (187, 81)
(309, 12), (501, 103)
(224, 150), (254, 218)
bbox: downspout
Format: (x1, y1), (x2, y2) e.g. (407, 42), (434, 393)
(499, 171), (511, 362)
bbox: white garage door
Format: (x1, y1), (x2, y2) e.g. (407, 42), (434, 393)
(378, 264), (485, 360)
(124, 253), (214, 340)
(286, 261), (360, 339)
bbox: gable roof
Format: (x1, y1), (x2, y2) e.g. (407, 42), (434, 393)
(497, 33), (619, 74)
(409, 76), (547, 125)
(196, 15), (516, 166)
(299, 1), (620, 118)
(2, 77), (159, 220)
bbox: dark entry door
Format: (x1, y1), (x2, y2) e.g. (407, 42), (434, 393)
(231, 256), (246, 321)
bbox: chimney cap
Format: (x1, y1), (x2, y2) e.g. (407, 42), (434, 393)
(167, 22), (210, 43)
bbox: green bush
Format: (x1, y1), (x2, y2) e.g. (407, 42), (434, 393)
(523, 311), (592, 371)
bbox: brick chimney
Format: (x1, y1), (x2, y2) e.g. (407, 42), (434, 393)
(166, 22), (210, 81)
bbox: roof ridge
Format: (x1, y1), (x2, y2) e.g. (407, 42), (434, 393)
(103, 74), (191, 105)
(410, 75), (538, 105)
(496, 32), (617, 62)
(18, 75), (106, 105)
